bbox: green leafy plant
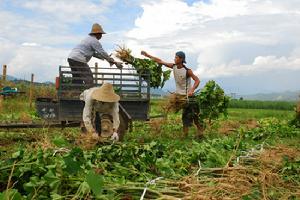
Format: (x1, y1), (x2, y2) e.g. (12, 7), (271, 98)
(115, 46), (171, 88)
(290, 101), (300, 127)
(195, 80), (230, 124)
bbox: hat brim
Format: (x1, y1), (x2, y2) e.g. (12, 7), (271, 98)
(90, 31), (106, 35)
(91, 88), (120, 102)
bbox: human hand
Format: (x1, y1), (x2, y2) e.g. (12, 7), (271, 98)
(114, 61), (123, 69)
(109, 60), (123, 69)
(188, 89), (194, 97)
(111, 132), (119, 141)
(141, 51), (148, 57)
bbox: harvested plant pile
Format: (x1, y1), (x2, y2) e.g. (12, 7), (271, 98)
(1, 118), (299, 199)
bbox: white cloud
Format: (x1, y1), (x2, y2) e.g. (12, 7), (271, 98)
(22, 42), (40, 47)
(7, 45), (69, 82)
(196, 53), (300, 78)
(1, 0), (300, 94)
(0, 0), (118, 82)
(16, 0), (116, 23)
(124, 0), (300, 93)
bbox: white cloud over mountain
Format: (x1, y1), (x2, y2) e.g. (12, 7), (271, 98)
(125, 0), (300, 93)
(0, 0), (299, 94)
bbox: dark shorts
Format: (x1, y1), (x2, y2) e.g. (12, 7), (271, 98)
(67, 58), (93, 84)
(182, 100), (200, 127)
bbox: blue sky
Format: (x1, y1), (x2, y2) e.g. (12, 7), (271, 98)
(0, 0), (300, 95)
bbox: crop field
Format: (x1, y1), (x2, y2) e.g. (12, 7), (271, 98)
(228, 99), (296, 111)
(0, 89), (300, 199)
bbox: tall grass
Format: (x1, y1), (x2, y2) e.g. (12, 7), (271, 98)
(0, 81), (56, 121)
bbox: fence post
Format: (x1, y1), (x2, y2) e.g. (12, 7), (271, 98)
(94, 62), (98, 85)
(29, 73), (34, 108)
(2, 64), (7, 82)
(0, 95), (3, 112)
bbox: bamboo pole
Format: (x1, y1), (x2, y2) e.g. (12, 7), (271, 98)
(2, 64), (7, 82)
(29, 73), (34, 108)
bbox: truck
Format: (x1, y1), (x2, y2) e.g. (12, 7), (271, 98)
(35, 65), (151, 140)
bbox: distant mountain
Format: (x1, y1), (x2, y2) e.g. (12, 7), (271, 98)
(151, 88), (167, 96)
(0, 75), (18, 81)
(237, 91), (300, 101)
(1, 75), (54, 86)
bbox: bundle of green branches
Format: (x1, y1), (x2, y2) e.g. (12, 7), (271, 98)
(195, 80), (230, 125)
(115, 46), (171, 88)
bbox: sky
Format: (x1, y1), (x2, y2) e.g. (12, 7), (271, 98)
(0, 0), (300, 95)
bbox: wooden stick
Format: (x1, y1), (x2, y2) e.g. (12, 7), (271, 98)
(29, 73), (34, 108)
(2, 64), (7, 81)
(0, 95), (3, 114)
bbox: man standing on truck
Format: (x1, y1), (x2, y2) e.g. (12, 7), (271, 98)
(68, 23), (122, 84)
(80, 83), (120, 141)
(141, 50), (203, 138)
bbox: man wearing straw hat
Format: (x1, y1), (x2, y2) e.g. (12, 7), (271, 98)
(80, 82), (120, 141)
(68, 23), (122, 84)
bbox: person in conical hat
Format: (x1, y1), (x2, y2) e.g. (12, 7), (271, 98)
(80, 83), (120, 141)
(68, 23), (123, 84)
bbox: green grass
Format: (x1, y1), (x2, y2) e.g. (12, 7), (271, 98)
(229, 99), (296, 110)
(0, 97), (300, 199)
(227, 108), (295, 121)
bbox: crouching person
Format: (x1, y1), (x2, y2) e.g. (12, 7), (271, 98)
(80, 83), (120, 141)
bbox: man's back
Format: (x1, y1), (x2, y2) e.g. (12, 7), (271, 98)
(68, 35), (98, 63)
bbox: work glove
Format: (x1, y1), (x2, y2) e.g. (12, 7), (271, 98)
(111, 132), (119, 141)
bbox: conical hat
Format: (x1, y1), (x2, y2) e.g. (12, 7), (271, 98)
(90, 23), (106, 34)
(91, 83), (120, 102)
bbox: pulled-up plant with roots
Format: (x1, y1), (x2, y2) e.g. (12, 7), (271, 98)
(115, 46), (171, 88)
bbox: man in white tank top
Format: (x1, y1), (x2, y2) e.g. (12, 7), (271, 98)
(141, 50), (204, 139)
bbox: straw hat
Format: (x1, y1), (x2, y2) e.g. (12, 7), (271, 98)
(90, 23), (106, 34)
(91, 83), (120, 102)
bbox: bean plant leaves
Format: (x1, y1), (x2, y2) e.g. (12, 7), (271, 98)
(43, 170), (61, 191)
(86, 170), (104, 196)
(195, 80), (230, 124)
(115, 46), (171, 88)
(63, 156), (81, 174)
(0, 189), (22, 200)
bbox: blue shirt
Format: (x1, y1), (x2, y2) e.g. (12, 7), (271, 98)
(68, 35), (113, 63)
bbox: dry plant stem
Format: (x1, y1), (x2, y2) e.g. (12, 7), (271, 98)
(6, 160), (16, 191)
(261, 172), (268, 200)
(224, 132), (243, 169)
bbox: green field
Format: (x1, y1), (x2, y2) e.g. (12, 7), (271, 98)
(0, 95), (300, 199)
(229, 99), (296, 110)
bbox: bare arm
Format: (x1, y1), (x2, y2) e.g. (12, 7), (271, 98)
(141, 51), (174, 69)
(187, 69), (200, 96)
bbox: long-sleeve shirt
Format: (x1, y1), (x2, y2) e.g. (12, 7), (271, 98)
(80, 87), (120, 133)
(68, 35), (114, 64)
